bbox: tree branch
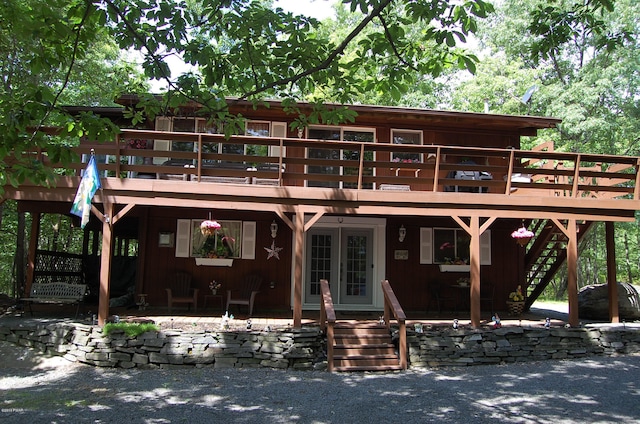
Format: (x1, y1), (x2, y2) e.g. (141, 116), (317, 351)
(238, 0), (395, 100)
(378, 15), (420, 72)
(30, 1), (93, 142)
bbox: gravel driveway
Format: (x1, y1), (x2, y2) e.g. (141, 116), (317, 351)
(1, 341), (639, 423)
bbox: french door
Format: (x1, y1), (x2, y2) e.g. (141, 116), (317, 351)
(305, 227), (374, 306)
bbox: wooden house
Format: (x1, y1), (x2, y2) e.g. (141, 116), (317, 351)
(6, 97), (640, 329)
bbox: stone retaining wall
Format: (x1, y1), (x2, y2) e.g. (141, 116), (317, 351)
(407, 325), (640, 367)
(0, 322), (326, 370)
(1, 321), (639, 370)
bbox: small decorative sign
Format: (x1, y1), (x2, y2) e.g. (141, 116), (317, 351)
(394, 250), (409, 260)
(158, 232), (174, 247)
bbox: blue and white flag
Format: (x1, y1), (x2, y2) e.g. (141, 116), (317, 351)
(70, 155), (102, 229)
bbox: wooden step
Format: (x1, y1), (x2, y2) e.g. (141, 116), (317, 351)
(334, 335), (391, 344)
(329, 321), (401, 372)
(333, 364), (404, 372)
(334, 345), (395, 356)
(334, 326), (389, 334)
(334, 356), (401, 368)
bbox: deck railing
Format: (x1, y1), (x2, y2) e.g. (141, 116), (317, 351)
(41, 128), (640, 200)
(319, 279), (336, 372)
(381, 279), (407, 370)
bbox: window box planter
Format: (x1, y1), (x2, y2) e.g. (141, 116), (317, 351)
(195, 258), (234, 267)
(439, 264), (470, 272)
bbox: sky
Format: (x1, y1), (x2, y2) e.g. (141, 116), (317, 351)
(274, 0), (337, 20)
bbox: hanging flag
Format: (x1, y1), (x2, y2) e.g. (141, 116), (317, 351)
(70, 154), (102, 229)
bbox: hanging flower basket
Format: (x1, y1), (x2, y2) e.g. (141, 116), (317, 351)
(511, 225), (534, 247)
(506, 301), (525, 316)
(200, 220), (221, 236)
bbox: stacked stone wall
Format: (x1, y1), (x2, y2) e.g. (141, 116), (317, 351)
(406, 325), (640, 367)
(0, 323), (325, 370)
(1, 322), (639, 370)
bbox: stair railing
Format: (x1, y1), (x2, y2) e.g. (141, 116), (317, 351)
(381, 279), (407, 369)
(319, 279), (336, 372)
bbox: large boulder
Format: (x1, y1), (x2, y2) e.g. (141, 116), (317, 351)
(578, 282), (640, 320)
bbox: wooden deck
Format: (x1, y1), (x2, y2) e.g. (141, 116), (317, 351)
(8, 129), (640, 222)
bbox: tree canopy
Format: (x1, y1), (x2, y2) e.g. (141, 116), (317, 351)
(1, 0), (496, 190)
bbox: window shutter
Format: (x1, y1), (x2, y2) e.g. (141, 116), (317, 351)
(154, 117), (172, 165)
(175, 219), (191, 258)
(420, 227), (433, 264)
(480, 230), (492, 265)
(269, 122), (287, 158)
(242, 221), (256, 259)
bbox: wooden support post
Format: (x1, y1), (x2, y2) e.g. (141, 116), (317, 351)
(24, 212), (40, 296)
(566, 219), (579, 327)
(469, 216), (481, 328)
(293, 208), (304, 328)
(605, 222), (619, 323)
(97, 203), (114, 326)
(452, 215), (494, 329)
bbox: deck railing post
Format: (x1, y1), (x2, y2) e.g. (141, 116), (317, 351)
(381, 279), (407, 370)
(319, 279), (336, 372)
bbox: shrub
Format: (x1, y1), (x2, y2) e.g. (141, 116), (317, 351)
(103, 322), (159, 337)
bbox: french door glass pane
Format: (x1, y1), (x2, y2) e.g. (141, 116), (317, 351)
(309, 234), (333, 296)
(345, 234), (368, 296)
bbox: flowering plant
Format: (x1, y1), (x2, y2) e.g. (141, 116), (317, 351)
(200, 220), (221, 236)
(511, 226), (534, 239)
(209, 280), (222, 291)
(457, 277), (470, 286)
(508, 285), (525, 302)
(127, 138), (148, 149)
(199, 220), (236, 258)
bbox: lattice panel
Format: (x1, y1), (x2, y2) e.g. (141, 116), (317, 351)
(33, 250), (84, 287)
(35, 250), (83, 273)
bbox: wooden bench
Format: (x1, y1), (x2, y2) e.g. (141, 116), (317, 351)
(21, 282), (87, 318)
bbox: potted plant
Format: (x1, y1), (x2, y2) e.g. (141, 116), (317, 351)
(511, 225), (534, 247)
(209, 280), (222, 295)
(506, 285), (525, 315)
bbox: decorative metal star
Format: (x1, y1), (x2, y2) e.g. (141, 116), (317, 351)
(264, 240), (283, 260)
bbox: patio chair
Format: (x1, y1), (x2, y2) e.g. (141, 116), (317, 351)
(166, 272), (199, 313)
(226, 274), (263, 316)
(480, 282), (495, 313)
(426, 281), (456, 313)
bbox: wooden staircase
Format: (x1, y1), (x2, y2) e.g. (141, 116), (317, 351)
(331, 322), (403, 372)
(320, 279), (407, 372)
(523, 219), (594, 309)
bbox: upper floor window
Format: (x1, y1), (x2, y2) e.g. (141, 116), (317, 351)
(306, 126), (375, 189)
(391, 129), (422, 163)
(154, 117), (285, 166)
